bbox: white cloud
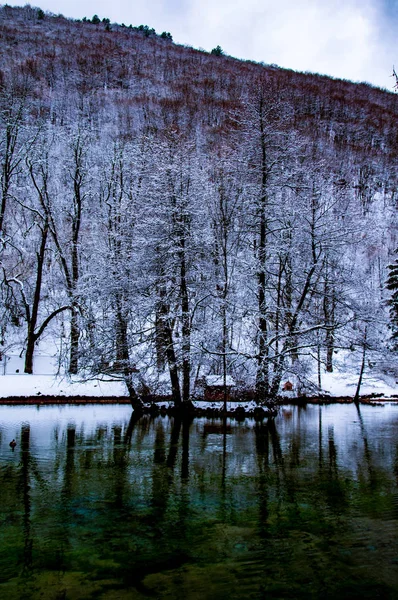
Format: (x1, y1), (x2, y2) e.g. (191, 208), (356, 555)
(175, 0), (393, 88)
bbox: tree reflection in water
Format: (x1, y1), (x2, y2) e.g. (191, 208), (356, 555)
(19, 424), (33, 599)
(0, 404), (397, 599)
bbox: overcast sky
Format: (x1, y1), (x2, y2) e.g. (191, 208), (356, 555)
(5, 0), (398, 90)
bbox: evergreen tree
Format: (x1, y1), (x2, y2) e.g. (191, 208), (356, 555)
(211, 45), (224, 56)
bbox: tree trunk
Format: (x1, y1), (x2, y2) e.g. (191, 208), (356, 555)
(270, 353), (285, 399)
(164, 320), (182, 405)
(180, 239), (191, 402)
(222, 299), (228, 411)
(155, 309), (166, 370)
(324, 264), (335, 373)
(69, 305), (79, 374)
(317, 336), (322, 390)
(24, 326), (35, 375)
(69, 146), (83, 373)
(115, 298), (129, 366)
(24, 219), (49, 374)
(158, 295), (182, 406)
(114, 295), (141, 406)
(0, 125), (12, 236)
(353, 327), (367, 404)
(275, 257), (284, 358)
(256, 96), (269, 398)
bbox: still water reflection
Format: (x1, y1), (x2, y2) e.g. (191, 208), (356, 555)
(1, 403), (398, 599)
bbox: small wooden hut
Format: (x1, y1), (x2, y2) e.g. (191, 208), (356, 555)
(283, 381), (293, 392)
(204, 375), (236, 402)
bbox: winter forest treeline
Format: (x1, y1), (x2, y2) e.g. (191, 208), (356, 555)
(1, 5), (398, 405)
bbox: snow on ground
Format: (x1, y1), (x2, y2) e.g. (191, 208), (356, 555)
(302, 348), (398, 398)
(0, 371), (396, 399)
(0, 345), (397, 399)
(0, 374), (127, 398)
(315, 371), (397, 397)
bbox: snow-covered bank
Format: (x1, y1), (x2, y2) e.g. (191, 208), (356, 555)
(0, 370), (397, 402)
(0, 374), (127, 399)
(306, 371), (398, 399)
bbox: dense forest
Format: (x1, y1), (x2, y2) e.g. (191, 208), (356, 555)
(1, 4), (398, 406)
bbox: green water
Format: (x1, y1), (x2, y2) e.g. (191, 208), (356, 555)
(0, 403), (398, 599)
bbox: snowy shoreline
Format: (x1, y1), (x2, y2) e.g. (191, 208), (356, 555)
(0, 393), (397, 407)
(0, 372), (397, 409)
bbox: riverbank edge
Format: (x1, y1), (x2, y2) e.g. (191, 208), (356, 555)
(0, 392), (396, 403)
(0, 393), (397, 420)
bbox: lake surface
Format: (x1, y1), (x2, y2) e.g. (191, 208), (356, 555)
(0, 403), (398, 599)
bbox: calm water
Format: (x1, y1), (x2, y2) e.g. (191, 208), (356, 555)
(1, 403), (398, 599)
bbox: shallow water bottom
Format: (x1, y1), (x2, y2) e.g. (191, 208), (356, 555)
(0, 403), (398, 599)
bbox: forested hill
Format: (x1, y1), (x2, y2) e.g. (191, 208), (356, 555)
(1, 4), (397, 154)
(1, 4), (398, 404)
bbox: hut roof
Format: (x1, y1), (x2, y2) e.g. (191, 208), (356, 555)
(205, 375), (236, 387)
